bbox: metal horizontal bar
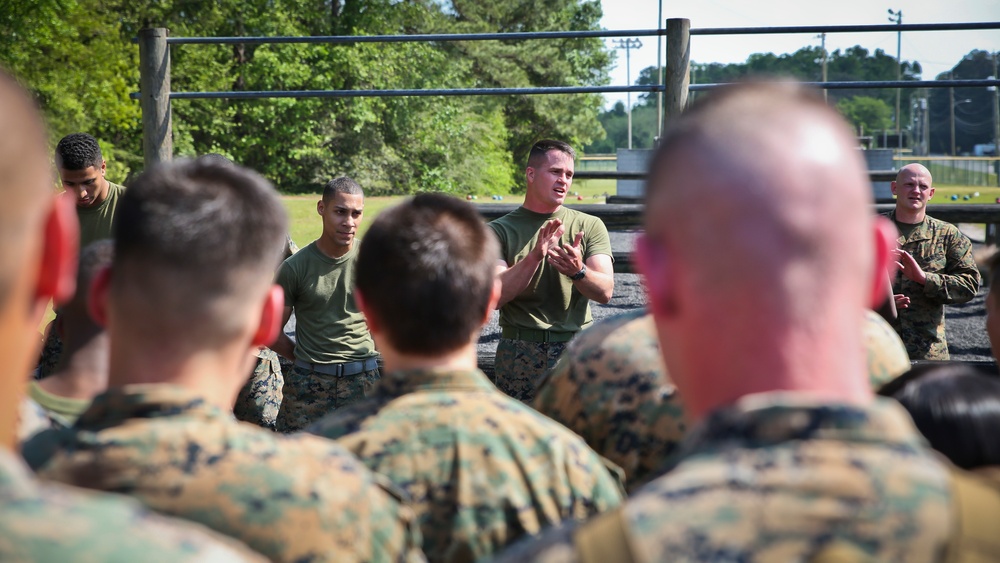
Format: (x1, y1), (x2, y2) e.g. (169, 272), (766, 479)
(476, 203), (1000, 229)
(574, 171), (647, 180)
(154, 21), (1000, 46)
(130, 79), (997, 101)
(163, 29), (665, 45)
(128, 85), (660, 100)
(691, 21), (1000, 36)
(691, 79), (1000, 91)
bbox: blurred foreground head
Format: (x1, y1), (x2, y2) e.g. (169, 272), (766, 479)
(99, 159), (288, 355)
(0, 70), (79, 447)
(356, 193), (499, 357)
(636, 81), (896, 421)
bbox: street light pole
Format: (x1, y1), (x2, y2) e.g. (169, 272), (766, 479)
(888, 9), (903, 150)
(613, 38), (643, 150)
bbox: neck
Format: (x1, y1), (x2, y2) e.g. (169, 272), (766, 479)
(894, 206), (926, 224)
(666, 309), (873, 424)
(106, 331), (253, 412)
(379, 341), (478, 374)
(315, 235), (351, 259)
(522, 190), (561, 215)
(39, 332), (109, 400)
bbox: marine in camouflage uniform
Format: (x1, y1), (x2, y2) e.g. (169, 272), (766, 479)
(23, 384), (425, 563)
(495, 397), (954, 563)
(885, 164), (981, 360)
(532, 308), (911, 488)
(233, 347), (284, 429)
(307, 367), (623, 563)
(0, 449), (265, 561)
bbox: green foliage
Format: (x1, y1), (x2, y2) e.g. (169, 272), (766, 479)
(1, 0), (610, 194)
(836, 96), (893, 135)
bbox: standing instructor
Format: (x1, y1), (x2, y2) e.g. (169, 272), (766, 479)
(887, 163), (980, 360)
(489, 140), (614, 401)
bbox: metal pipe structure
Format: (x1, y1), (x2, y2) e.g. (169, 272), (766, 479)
(138, 28), (172, 167)
(888, 9), (903, 150)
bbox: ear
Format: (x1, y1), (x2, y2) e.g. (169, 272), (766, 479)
(100, 159), (107, 176)
(317, 199), (325, 216)
(251, 285), (285, 347)
(87, 266), (112, 328)
(525, 166), (535, 184)
(481, 279), (501, 327)
(927, 186), (935, 201)
(634, 233), (678, 319)
(890, 181), (898, 197)
(36, 193), (79, 306)
(355, 289), (381, 335)
(870, 216), (898, 309)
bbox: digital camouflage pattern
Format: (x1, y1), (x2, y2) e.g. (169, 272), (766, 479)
(23, 384), (425, 563)
(35, 324), (62, 379)
(532, 309), (682, 488)
(863, 309), (912, 390)
(886, 211), (981, 360)
(495, 396), (953, 563)
(493, 338), (566, 402)
(275, 364), (380, 432)
(233, 347), (283, 429)
(531, 309), (910, 489)
(0, 449), (265, 562)
(307, 367), (624, 563)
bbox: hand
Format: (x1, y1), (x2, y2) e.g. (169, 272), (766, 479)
(894, 293), (911, 309)
(547, 231), (585, 276)
(531, 219), (565, 260)
(893, 249), (927, 285)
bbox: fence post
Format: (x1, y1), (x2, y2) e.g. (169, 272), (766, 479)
(664, 18), (691, 131)
(139, 28), (172, 169)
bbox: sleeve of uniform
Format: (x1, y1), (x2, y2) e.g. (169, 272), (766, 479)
(582, 217), (613, 262)
(275, 259), (297, 308)
(487, 220), (507, 261)
(922, 228), (981, 305)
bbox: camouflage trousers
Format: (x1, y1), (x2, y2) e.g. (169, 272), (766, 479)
(493, 338), (568, 402)
(35, 321), (63, 379)
(275, 363), (380, 433)
(233, 348), (284, 430)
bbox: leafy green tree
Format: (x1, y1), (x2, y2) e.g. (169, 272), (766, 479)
(836, 96), (892, 136)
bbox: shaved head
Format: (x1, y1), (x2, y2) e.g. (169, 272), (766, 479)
(639, 81), (892, 418)
(896, 163), (931, 183)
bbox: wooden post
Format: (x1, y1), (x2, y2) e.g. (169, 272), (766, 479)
(139, 28), (172, 169)
(664, 18), (690, 131)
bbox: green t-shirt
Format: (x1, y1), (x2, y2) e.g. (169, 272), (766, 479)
(894, 218), (922, 242)
(27, 381), (91, 428)
(488, 206), (613, 333)
(78, 181), (125, 249)
(276, 242), (376, 364)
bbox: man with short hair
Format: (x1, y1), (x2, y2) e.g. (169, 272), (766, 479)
(23, 159), (423, 562)
(497, 82), (955, 561)
(0, 68), (264, 561)
(272, 176), (380, 432)
(38, 133), (127, 378)
(489, 140), (614, 401)
(308, 193), (623, 562)
(56, 132), (125, 249)
(887, 163), (980, 360)
(20, 240), (114, 441)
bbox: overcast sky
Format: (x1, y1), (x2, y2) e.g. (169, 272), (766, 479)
(599, 0), (1000, 109)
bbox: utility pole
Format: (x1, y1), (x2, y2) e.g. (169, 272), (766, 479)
(613, 38), (643, 150)
(888, 9), (903, 151)
(817, 33), (828, 102)
(656, 0), (663, 138)
(950, 80), (956, 156)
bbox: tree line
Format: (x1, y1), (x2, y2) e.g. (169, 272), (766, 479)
(0, 0), (611, 193)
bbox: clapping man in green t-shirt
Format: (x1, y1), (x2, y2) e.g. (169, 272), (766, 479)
(272, 177), (379, 432)
(488, 140), (615, 402)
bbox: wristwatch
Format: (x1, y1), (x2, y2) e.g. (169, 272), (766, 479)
(570, 265), (587, 281)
